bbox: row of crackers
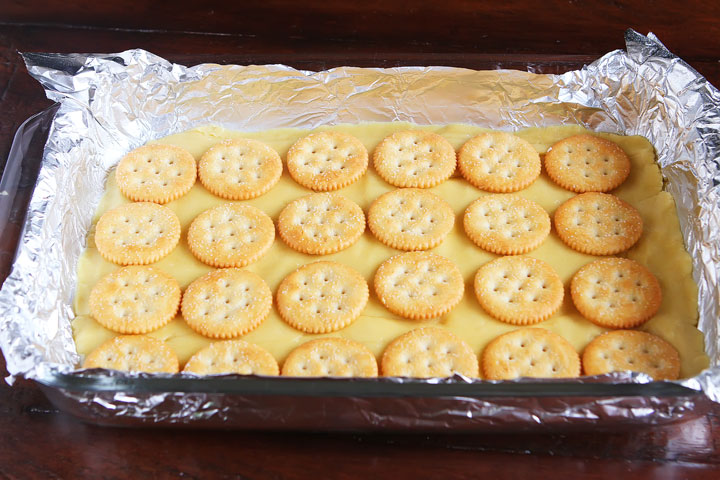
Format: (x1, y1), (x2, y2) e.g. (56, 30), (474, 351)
(85, 327), (678, 380)
(115, 129), (629, 201)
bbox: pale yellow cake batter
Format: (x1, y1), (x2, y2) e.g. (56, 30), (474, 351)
(72, 123), (710, 378)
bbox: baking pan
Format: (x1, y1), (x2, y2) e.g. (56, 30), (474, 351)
(1, 103), (712, 432)
(3, 30), (720, 431)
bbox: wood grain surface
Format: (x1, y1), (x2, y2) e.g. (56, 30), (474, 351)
(2, 0), (720, 58)
(1, 2), (720, 477)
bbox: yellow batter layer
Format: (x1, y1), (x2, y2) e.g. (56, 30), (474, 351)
(72, 123), (709, 378)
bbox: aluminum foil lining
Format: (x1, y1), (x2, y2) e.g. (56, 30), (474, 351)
(1, 29), (719, 408)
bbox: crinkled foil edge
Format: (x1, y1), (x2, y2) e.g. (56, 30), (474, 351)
(0, 30), (718, 423)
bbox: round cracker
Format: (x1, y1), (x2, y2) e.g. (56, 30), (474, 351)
(183, 340), (279, 375)
(474, 256), (564, 325)
(368, 188), (454, 251)
(373, 130), (456, 188)
(83, 335), (179, 373)
(94, 202), (181, 265)
(198, 138), (282, 200)
(482, 328), (580, 380)
(276, 261), (369, 333)
(381, 327), (478, 378)
(374, 252), (464, 319)
(281, 337), (378, 377)
(463, 194), (550, 255)
(116, 144), (196, 204)
(458, 132), (541, 192)
(187, 203), (274, 268)
(181, 268), (272, 338)
(545, 134), (630, 192)
(570, 258), (662, 329)
(286, 131), (368, 191)
(89, 266), (180, 334)
(278, 192), (365, 255)
(582, 330), (680, 380)
(554, 192), (643, 255)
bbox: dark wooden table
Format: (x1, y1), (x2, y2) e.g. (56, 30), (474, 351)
(1, 2), (720, 478)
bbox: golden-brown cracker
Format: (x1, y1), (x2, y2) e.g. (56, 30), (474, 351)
(474, 256), (564, 325)
(381, 327), (478, 378)
(286, 131), (368, 191)
(181, 268), (272, 338)
(83, 335), (179, 373)
(582, 330), (680, 380)
(276, 261), (369, 333)
(368, 188), (454, 251)
(281, 337), (378, 377)
(374, 252), (464, 319)
(554, 192), (643, 255)
(458, 132), (541, 192)
(187, 203), (274, 268)
(463, 194), (550, 255)
(278, 192), (365, 255)
(116, 144), (196, 204)
(89, 266), (180, 334)
(544, 134), (631, 192)
(481, 328), (580, 380)
(198, 138), (282, 200)
(373, 130), (456, 188)
(570, 258), (662, 329)
(94, 202), (181, 265)
(183, 339), (279, 375)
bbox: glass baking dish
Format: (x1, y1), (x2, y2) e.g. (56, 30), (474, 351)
(0, 105), (711, 432)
